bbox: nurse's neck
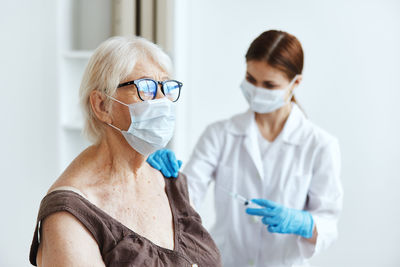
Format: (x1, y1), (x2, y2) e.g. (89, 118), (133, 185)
(255, 103), (292, 142)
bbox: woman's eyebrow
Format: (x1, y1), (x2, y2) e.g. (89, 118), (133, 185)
(246, 72), (255, 79)
(263, 80), (277, 85)
(135, 75), (170, 81)
(247, 72), (276, 85)
(137, 75), (154, 79)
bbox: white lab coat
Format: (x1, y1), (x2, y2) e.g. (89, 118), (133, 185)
(183, 103), (343, 267)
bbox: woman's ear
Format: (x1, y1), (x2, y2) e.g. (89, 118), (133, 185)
(90, 91), (112, 124)
(288, 74), (303, 95)
(294, 74), (303, 87)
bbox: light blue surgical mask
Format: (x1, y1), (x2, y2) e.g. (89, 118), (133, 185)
(106, 95), (176, 156)
(240, 75), (299, 114)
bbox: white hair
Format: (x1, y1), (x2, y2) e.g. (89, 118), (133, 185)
(79, 36), (173, 143)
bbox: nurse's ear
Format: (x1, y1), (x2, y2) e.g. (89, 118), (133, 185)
(294, 74), (303, 87)
(289, 74), (303, 94)
(90, 90), (112, 124)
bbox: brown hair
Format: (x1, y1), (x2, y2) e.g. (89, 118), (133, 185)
(245, 30), (304, 104)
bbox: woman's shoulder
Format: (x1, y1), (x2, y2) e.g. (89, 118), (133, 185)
(203, 109), (252, 136)
(288, 103), (337, 147)
(304, 120), (339, 148)
(47, 146), (99, 195)
(167, 172), (190, 199)
(296, 119), (340, 160)
(166, 173), (198, 214)
(36, 189), (103, 232)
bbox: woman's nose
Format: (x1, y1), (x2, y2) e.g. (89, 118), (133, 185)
(253, 81), (263, 88)
(155, 84), (164, 99)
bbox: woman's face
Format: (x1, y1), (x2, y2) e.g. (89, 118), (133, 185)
(246, 60), (293, 91)
(111, 60), (169, 131)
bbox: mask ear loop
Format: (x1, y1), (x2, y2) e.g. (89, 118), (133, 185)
(286, 74), (300, 102)
(105, 94), (129, 107)
(107, 122), (122, 132)
(104, 94), (128, 132)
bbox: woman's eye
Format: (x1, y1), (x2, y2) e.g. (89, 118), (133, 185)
(263, 83), (276, 89)
(246, 77), (256, 84)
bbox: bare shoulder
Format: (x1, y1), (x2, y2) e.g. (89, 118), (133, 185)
(48, 146), (97, 194)
(37, 146), (106, 266)
(37, 211), (105, 267)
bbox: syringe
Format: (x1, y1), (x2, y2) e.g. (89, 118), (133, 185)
(215, 185), (255, 207)
(215, 185), (262, 223)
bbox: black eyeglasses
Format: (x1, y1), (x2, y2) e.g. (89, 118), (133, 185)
(117, 78), (183, 102)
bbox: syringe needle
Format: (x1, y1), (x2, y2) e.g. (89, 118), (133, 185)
(232, 193), (248, 204)
(215, 185), (251, 206)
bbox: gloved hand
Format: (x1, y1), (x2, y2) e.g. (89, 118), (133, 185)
(246, 198), (314, 239)
(146, 149), (182, 178)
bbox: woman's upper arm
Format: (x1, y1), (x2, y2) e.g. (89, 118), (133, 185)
(308, 139), (343, 207)
(183, 122), (225, 207)
(302, 139), (343, 255)
(38, 211), (105, 267)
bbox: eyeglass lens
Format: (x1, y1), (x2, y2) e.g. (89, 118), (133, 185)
(136, 79), (180, 101)
(163, 81), (180, 102)
(136, 79), (157, 101)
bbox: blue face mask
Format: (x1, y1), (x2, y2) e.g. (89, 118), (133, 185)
(240, 75), (299, 114)
(106, 96), (176, 156)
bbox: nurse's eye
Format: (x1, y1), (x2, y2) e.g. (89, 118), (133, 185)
(262, 82), (277, 89)
(246, 76), (257, 85)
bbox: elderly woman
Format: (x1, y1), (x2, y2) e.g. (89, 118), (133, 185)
(29, 36), (221, 267)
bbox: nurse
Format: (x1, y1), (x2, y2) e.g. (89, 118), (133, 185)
(147, 30), (343, 267)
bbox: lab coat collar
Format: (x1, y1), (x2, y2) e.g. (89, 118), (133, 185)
(280, 103), (309, 146)
(226, 103), (309, 146)
(226, 103), (308, 180)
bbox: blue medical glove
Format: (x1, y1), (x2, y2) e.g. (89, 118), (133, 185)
(246, 198), (314, 239)
(146, 149), (182, 178)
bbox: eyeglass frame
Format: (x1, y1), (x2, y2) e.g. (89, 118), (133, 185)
(117, 78), (183, 102)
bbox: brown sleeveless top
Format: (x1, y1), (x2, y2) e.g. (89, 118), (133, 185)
(29, 173), (221, 267)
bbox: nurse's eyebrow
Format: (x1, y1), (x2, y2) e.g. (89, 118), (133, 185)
(246, 72), (277, 87)
(246, 72), (256, 81)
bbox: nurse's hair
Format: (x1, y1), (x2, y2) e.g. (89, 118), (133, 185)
(79, 36), (173, 144)
(245, 30), (304, 103)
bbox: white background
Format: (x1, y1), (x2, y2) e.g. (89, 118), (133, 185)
(0, 1), (59, 266)
(1, 0), (400, 266)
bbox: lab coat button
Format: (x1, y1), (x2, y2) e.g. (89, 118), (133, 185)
(248, 259), (255, 266)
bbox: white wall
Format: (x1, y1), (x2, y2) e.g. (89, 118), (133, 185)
(173, 0), (400, 266)
(0, 1), (59, 266)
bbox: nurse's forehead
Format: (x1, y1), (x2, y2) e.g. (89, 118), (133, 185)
(246, 61), (288, 82)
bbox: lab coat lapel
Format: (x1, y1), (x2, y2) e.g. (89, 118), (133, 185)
(280, 103), (308, 146)
(226, 104), (309, 186)
(243, 125), (265, 180)
(228, 110), (265, 180)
